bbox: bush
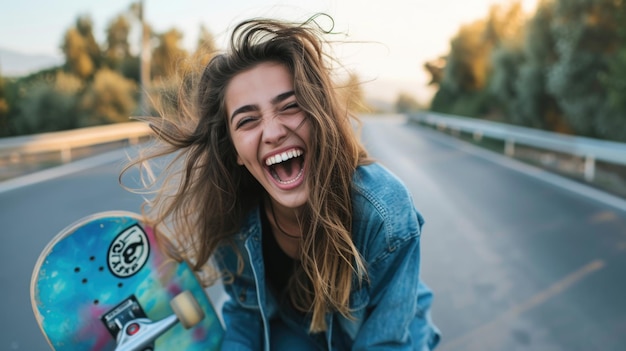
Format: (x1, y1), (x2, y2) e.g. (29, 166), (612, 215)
(79, 68), (138, 126)
(11, 73), (83, 134)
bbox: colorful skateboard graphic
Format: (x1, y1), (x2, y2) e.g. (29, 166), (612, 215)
(31, 211), (224, 350)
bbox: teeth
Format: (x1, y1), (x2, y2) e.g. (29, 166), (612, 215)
(265, 149), (303, 166)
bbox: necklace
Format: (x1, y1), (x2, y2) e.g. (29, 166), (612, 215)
(268, 200), (302, 240)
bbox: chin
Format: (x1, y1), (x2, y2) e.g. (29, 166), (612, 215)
(271, 188), (309, 210)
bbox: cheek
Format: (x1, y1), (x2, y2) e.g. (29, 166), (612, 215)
(231, 137), (254, 166)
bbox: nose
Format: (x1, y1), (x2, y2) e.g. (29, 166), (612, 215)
(261, 114), (288, 145)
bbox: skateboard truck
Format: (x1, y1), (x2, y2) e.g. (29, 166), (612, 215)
(102, 292), (205, 351)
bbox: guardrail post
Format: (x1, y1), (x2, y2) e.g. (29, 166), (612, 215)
(473, 131), (483, 142)
(584, 155), (595, 182)
(61, 146), (72, 164)
(505, 139), (515, 157)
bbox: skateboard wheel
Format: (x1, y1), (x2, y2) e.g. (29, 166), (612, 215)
(170, 291), (205, 329)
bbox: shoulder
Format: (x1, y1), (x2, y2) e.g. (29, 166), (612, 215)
(352, 163), (413, 205)
(351, 163), (424, 259)
(352, 163), (421, 225)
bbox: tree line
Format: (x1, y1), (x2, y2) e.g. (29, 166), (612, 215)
(425, 0), (626, 142)
(0, 4), (384, 138)
(0, 3), (223, 137)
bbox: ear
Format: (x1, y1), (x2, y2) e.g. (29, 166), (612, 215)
(236, 154), (244, 165)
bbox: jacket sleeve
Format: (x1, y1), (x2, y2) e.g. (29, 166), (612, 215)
(351, 212), (440, 350)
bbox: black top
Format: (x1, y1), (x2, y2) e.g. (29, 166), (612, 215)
(261, 204), (295, 295)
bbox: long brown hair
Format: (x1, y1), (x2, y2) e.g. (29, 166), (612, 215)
(122, 14), (371, 332)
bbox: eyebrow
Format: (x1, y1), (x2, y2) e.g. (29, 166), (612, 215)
(230, 91), (295, 123)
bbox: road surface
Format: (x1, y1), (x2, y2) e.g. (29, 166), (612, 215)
(1, 116), (625, 350)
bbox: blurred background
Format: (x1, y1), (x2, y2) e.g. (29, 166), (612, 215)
(1, 0), (626, 350)
(1, 0), (625, 142)
(1, 0), (546, 135)
(3, 0), (625, 201)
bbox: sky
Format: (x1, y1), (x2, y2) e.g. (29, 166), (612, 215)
(0, 0), (539, 104)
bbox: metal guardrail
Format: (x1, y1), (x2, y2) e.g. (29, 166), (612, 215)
(0, 122), (153, 165)
(409, 112), (626, 182)
(3, 114), (625, 185)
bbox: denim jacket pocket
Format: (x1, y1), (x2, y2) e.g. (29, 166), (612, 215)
(229, 274), (260, 310)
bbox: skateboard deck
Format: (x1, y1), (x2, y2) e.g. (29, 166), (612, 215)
(31, 211), (224, 351)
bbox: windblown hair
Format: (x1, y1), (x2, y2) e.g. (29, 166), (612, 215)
(122, 14), (371, 332)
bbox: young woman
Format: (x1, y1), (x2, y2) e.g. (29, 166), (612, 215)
(125, 15), (440, 350)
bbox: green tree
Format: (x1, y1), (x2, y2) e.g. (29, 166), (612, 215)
(187, 24), (219, 73)
(447, 20), (491, 92)
(197, 25), (218, 57)
(79, 68), (138, 126)
(423, 56), (446, 86)
(76, 16), (102, 70)
(151, 28), (188, 81)
(105, 14), (140, 82)
(484, 1), (526, 120)
(62, 28), (95, 79)
(483, 1), (526, 46)
(601, 0), (626, 138)
(488, 43), (524, 120)
(546, 0), (623, 140)
(430, 19), (492, 115)
(0, 72), (9, 136)
(61, 15), (102, 80)
(511, 0), (567, 131)
(395, 93), (422, 113)
(12, 72), (84, 134)
(104, 15), (132, 71)
(430, 1), (526, 117)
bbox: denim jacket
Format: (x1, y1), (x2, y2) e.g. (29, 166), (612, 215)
(215, 162), (441, 350)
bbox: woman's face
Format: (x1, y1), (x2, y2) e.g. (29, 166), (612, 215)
(225, 61), (311, 210)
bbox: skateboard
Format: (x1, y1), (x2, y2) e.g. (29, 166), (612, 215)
(31, 211), (224, 351)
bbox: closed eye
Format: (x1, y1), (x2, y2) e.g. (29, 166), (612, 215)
(235, 115), (260, 129)
(279, 102), (301, 114)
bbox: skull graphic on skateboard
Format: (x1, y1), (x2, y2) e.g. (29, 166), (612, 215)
(31, 211), (224, 350)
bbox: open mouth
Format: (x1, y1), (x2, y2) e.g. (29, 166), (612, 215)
(264, 148), (305, 185)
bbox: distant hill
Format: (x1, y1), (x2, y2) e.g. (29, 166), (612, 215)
(0, 48), (62, 77)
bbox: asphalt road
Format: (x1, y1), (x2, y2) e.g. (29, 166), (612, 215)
(1, 116), (625, 350)
(361, 116), (626, 351)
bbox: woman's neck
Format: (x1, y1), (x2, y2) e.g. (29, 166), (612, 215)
(265, 198), (303, 240)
